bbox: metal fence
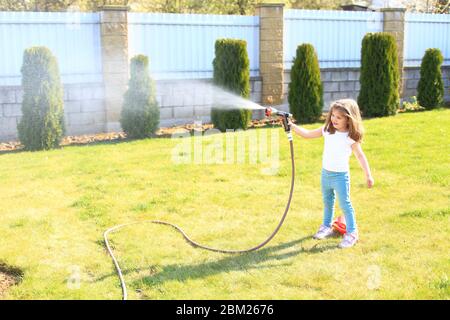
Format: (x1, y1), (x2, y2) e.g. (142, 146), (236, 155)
(0, 10), (449, 86)
(0, 11), (102, 86)
(283, 9), (384, 69)
(404, 12), (450, 67)
(128, 12), (260, 80)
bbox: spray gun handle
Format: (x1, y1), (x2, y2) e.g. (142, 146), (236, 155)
(265, 107), (293, 135)
(281, 114), (291, 132)
(284, 115), (294, 141)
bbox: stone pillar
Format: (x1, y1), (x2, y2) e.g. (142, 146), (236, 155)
(100, 5), (129, 132)
(381, 7), (406, 96)
(255, 3), (284, 105)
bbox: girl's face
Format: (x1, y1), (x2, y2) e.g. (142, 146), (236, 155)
(331, 109), (349, 132)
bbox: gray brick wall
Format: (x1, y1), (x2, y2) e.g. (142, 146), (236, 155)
(282, 66), (450, 113)
(403, 66), (450, 102)
(155, 77), (262, 127)
(0, 77), (262, 142)
(0, 83), (105, 142)
(2, 67), (448, 142)
(283, 68), (361, 111)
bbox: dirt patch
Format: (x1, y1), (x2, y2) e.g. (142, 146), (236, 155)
(0, 272), (17, 296)
(0, 263), (23, 296)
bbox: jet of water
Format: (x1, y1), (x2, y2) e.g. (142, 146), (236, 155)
(185, 80), (266, 111)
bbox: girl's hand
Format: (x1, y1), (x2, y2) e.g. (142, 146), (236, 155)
(288, 118), (295, 127)
(367, 175), (374, 188)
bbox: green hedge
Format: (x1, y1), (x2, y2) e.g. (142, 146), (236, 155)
(17, 46), (65, 151)
(210, 107), (252, 132)
(417, 48), (444, 109)
(288, 43), (323, 123)
(120, 55), (160, 139)
(357, 32), (400, 117)
(211, 39), (252, 132)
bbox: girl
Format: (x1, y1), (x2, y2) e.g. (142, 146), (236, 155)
(289, 99), (374, 248)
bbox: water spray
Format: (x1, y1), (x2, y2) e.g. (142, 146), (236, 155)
(104, 95), (297, 300)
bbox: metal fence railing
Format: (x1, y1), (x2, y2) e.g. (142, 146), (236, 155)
(404, 12), (450, 67)
(128, 12), (260, 80)
(0, 11), (102, 86)
(284, 9), (384, 69)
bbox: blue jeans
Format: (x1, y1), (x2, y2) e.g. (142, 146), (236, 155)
(321, 168), (357, 233)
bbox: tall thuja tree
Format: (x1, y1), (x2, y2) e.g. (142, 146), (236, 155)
(120, 55), (160, 139)
(358, 33), (400, 117)
(211, 39), (252, 132)
(18, 46), (65, 151)
(417, 48), (444, 109)
(288, 43), (323, 123)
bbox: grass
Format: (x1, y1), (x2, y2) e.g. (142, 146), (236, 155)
(0, 108), (449, 300)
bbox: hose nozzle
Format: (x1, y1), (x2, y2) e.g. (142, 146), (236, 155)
(264, 107), (292, 118)
(265, 107), (293, 133)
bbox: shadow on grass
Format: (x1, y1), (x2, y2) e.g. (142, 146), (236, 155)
(0, 136), (139, 155)
(0, 138), (128, 155)
(0, 148), (26, 155)
(0, 261), (24, 293)
(97, 235), (339, 288)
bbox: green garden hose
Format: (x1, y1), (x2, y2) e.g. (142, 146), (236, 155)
(104, 137), (295, 300)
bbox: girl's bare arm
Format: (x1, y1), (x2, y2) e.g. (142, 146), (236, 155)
(289, 121), (323, 139)
(351, 142), (374, 188)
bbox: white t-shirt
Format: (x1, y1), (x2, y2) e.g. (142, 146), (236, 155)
(322, 126), (356, 172)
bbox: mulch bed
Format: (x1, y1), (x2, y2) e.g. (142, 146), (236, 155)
(0, 118), (279, 153)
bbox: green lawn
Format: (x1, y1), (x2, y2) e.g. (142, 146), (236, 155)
(0, 109), (449, 300)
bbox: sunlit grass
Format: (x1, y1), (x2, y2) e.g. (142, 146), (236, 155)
(0, 108), (448, 299)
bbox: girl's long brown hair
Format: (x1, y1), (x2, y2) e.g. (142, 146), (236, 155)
(324, 99), (364, 143)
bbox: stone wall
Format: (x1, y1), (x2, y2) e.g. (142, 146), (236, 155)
(382, 8), (406, 95)
(255, 3), (284, 105)
(100, 6), (129, 133)
(0, 78), (262, 142)
(156, 77), (263, 127)
(279, 66), (450, 113)
(403, 66), (450, 102)
(283, 68), (361, 111)
(2, 66), (449, 142)
(0, 83), (105, 142)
